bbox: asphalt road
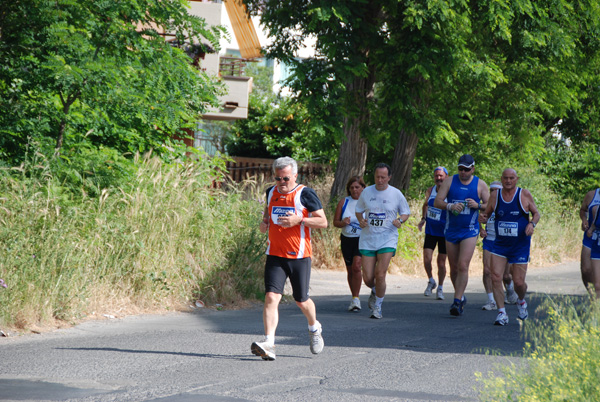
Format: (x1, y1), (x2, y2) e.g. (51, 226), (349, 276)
(0, 261), (586, 402)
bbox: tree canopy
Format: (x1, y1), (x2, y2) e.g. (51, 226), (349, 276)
(0, 0), (225, 165)
(244, 0), (600, 198)
(223, 63), (339, 163)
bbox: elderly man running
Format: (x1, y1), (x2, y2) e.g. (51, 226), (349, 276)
(480, 168), (540, 326)
(251, 157), (328, 360)
(417, 166), (449, 300)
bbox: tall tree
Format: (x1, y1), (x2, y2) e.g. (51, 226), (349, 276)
(245, 0), (600, 196)
(0, 0), (224, 164)
(244, 1), (384, 198)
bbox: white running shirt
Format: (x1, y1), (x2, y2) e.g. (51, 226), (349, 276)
(355, 185), (411, 251)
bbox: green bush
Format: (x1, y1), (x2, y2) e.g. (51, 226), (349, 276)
(478, 296), (600, 401)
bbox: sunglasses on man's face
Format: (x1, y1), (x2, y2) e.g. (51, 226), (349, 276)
(458, 167), (472, 172)
(275, 176), (291, 182)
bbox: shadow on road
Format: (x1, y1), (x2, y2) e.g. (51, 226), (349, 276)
(173, 290), (590, 358)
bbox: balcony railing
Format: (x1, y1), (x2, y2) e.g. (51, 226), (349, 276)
(219, 56), (248, 77)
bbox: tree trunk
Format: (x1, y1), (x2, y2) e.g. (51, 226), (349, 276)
(55, 119), (66, 156)
(390, 129), (419, 191)
(329, 73), (375, 201)
(330, 114), (368, 200)
(54, 90), (80, 157)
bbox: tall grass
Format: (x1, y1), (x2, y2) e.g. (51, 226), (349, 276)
(0, 157), (581, 331)
(478, 296), (600, 401)
(0, 154), (266, 330)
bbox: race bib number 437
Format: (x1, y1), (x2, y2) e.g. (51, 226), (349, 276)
(368, 212), (386, 227)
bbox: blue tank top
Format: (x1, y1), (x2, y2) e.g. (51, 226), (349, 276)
(445, 174), (480, 234)
(425, 186), (446, 237)
(587, 189), (600, 223)
(494, 188), (530, 247)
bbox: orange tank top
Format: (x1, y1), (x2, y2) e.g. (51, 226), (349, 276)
(266, 184), (311, 258)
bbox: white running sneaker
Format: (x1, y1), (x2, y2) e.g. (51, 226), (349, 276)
(370, 305), (382, 319)
(436, 288), (444, 300)
(347, 298), (361, 312)
(309, 327), (324, 354)
(481, 300), (498, 311)
(424, 280), (437, 296)
(251, 341), (276, 361)
(494, 311), (509, 326)
(505, 288), (518, 304)
(517, 301), (528, 320)
(368, 289), (376, 310)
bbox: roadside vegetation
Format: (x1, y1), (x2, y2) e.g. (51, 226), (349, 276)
(0, 152), (266, 330)
(0, 149), (580, 332)
(478, 296), (600, 401)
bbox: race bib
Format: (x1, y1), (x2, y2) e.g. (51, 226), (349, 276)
(486, 216), (496, 241)
(452, 199), (470, 215)
(271, 206), (295, 225)
(427, 207), (442, 221)
(348, 223), (361, 234)
(368, 212), (386, 227)
(498, 221), (518, 237)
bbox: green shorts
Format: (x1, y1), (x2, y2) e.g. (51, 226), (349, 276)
(359, 247), (396, 257)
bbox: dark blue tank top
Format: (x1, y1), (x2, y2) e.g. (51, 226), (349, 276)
(494, 188), (530, 247)
(583, 188), (600, 246)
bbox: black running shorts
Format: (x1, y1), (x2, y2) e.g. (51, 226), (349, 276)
(340, 235), (361, 267)
(423, 233), (447, 254)
(264, 255), (311, 302)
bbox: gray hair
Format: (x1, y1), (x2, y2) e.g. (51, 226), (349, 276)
(273, 156), (298, 174)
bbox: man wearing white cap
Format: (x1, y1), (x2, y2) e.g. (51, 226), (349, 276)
(417, 166), (448, 300)
(434, 154), (489, 316)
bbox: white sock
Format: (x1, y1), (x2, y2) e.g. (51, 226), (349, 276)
(308, 321), (321, 332)
(507, 281), (514, 290)
(352, 296), (360, 301)
(375, 296), (384, 307)
(518, 299), (526, 305)
(438, 285), (443, 291)
(499, 307), (506, 314)
(429, 277), (435, 284)
(264, 334), (274, 345)
(487, 292), (495, 302)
